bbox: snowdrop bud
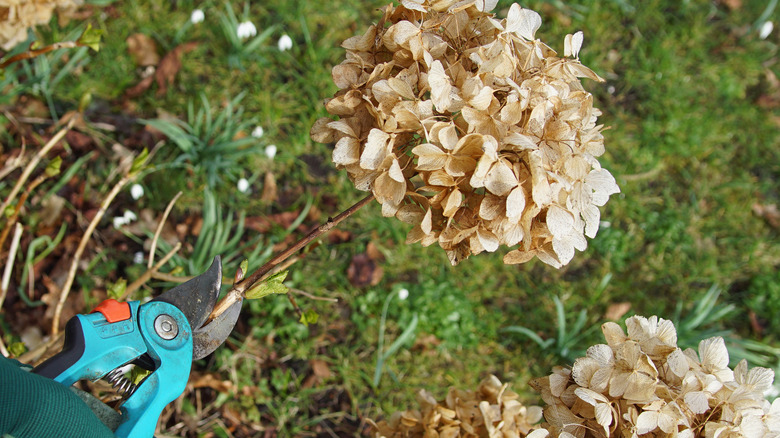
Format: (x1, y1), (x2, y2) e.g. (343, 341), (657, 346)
(251, 126), (264, 138)
(190, 9), (205, 24)
(265, 144), (277, 159)
(278, 34), (293, 51)
(398, 288), (409, 300)
(760, 21), (773, 40)
(237, 21), (257, 39)
(133, 251), (145, 264)
(237, 178), (250, 193)
(123, 210), (137, 222)
(130, 183), (144, 200)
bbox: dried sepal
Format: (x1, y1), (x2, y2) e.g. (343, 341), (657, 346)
(533, 315), (780, 438)
(1, 0), (83, 50)
(312, 0), (619, 267)
(369, 375), (546, 437)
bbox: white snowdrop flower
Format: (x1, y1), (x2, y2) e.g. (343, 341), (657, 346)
(600, 220), (612, 229)
(133, 251), (145, 265)
(112, 216), (128, 228)
(251, 126), (264, 138)
(278, 34), (293, 51)
(130, 183), (144, 200)
(398, 288), (409, 300)
(265, 144), (277, 159)
(760, 21), (774, 40)
(123, 210), (137, 222)
(237, 21), (257, 39)
(190, 9), (205, 24)
(237, 178), (250, 193)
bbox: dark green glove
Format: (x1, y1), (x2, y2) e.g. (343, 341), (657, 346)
(0, 356), (115, 438)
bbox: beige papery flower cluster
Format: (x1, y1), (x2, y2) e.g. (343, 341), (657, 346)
(0, 0), (82, 50)
(369, 374), (547, 438)
(531, 315), (780, 437)
(311, 0), (619, 267)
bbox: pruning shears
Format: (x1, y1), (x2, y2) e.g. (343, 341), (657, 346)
(32, 256), (242, 438)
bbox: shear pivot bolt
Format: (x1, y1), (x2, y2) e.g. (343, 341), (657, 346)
(154, 314), (179, 340)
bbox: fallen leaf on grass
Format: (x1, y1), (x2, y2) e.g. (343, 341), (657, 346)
(261, 172), (278, 202)
(605, 302), (631, 321)
(124, 75), (154, 99)
(123, 42), (198, 97)
(245, 211), (302, 233)
(311, 359), (332, 379)
(347, 242), (384, 287)
(328, 228), (352, 244)
(718, 0), (742, 10)
(126, 33), (160, 67)
(753, 203), (780, 229)
(190, 373), (234, 392)
(156, 42), (199, 96)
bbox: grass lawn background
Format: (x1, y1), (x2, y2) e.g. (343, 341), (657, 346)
(0, 0), (778, 436)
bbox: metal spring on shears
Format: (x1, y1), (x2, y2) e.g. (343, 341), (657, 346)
(105, 369), (138, 397)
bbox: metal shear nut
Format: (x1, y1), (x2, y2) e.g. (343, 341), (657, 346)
(154, 314), (179, 340)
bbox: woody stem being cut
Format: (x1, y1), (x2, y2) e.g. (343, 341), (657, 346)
(207, 193), (375, 322)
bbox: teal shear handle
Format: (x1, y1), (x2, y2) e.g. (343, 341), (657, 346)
(34, 300), (193, 438)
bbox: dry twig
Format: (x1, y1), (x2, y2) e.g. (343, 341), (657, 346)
(0, 223), (23, 310)
(0, 118), (73, 221)
(51, 156), (144, 334)
(148, 191), (183, 269)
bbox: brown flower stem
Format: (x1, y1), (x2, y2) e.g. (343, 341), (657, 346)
(207, 194), (375, 323)
(0, 41), (81, 69)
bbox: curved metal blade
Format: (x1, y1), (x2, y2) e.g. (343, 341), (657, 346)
(152, 256), (222, 331)
(192, 298), (242, 360)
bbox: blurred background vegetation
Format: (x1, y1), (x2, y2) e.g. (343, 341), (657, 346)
(0, 0), (778, 436)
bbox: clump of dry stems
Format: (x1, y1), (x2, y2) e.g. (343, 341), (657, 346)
(0, 0), (82, 50)
(370, 316), (780, 438)
(312, 0), (619, 267)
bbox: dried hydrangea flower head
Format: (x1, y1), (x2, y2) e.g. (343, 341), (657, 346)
(531, 315), (780, 437)
(0, 0), (83, 50)
(369, 374), (547, 437)
(311, 0), (619, 267)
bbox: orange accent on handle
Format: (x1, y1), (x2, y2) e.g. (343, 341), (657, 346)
(91, 299), (131, 323)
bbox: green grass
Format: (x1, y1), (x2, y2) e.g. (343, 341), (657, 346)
(1, 0), (779, 435)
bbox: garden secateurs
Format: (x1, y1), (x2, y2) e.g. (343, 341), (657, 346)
(32, 256), (242, 438)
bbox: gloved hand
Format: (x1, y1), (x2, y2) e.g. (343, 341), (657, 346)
(0, 355), (115, 438)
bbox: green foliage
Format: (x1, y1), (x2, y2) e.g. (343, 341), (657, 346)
(155, 190), (271, 279)
(246, 271), (289, 300)
(218, 2), (277, 69)
(746, 270), (780, 339)
(9, 28), (92, 119)
(373, 289), (419, 388)
(503, 296), (598, 364)
(672, 285), (736, 350)
(17, 224), (67, 307)
(9, 342), (27, 357)
(298, 309), (319, 327)
(107, 279), (127, 301)
(141, 93), (259, 190)
(77, 24), (104, 52)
